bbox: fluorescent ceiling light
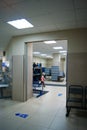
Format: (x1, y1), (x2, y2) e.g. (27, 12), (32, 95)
(59, 50), (67, 53)
(53, 46), (63, 49)
(46, 55), (53, 58)
(41, 54), (47, 56)
(7, 19), (34, 29)
(44, 40), (56, 44)
(33, 52), (40, 54)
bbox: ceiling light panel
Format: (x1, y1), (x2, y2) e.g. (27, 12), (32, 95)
(53, 46), (63, 49)
(59, 50), (67, 53)
(41, 54), (47, 56)
(46, 55), (53, 58)
(44, 40), (56, 44)
(7, 19), (34, 29)
(33, 52), (40, 54)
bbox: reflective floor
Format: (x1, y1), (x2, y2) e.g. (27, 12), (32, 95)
(0, 85), (87, 130)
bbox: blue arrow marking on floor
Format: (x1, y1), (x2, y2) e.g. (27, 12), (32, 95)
(15, 113), (28, 118)
(15, 113), (20, 116)
(58, 93), (63, 96)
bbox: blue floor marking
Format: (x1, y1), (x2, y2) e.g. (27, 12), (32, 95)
(15, 113), (29, 118)
(58, 93), (63, 96)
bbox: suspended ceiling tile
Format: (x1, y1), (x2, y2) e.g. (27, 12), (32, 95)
(40, 0), (74, 10)
(74, 0), (87, 9)
(76, 9), (87, 20)
(0, 0), (87, 50)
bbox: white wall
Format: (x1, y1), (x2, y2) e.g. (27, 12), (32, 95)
(33, 56), (47, 67)
(67, 52), (87, 86)
(6, 38), (25, 71)
(6, 29), (87, 55)
(46, 58), (53, 68)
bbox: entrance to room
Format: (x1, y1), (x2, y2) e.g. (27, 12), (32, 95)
(25, 39), (67, 99)
(33, 40), (67, 88)
(33, 40), (67, 85)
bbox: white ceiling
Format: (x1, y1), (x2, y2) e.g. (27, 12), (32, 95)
(0, 0), (87, 53)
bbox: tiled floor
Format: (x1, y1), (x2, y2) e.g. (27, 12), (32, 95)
(0, 85), (87, 130)
(45, 80), (66, 86)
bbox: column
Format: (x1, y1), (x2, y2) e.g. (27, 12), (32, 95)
(52, 53), (61, 67)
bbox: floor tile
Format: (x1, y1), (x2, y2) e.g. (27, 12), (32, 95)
(0, 85), (86, 130)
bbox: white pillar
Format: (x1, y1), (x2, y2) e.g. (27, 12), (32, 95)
(52, 53), (61, 67)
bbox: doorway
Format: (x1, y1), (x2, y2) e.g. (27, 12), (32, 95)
(33, 40), (67, 87)
(25, 39), (67, 99)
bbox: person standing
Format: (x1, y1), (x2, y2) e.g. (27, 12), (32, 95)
(41, 74), (45, 90)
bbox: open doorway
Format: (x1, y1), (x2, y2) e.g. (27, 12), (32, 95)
(25, 40), (67, 99)
(33, 40), (67, 87)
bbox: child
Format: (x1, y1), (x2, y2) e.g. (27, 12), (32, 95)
(41, 74), (45, 88)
